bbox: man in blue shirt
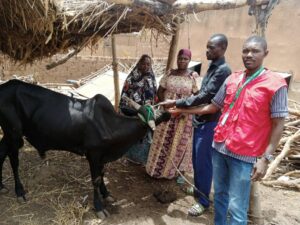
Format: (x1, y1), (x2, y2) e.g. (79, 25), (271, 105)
(162, 34), (231, 216)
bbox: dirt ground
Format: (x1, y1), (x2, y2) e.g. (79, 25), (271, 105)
(0, 143), (299, 225)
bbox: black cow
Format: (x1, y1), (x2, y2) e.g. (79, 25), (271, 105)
(0, 79), (170, 218)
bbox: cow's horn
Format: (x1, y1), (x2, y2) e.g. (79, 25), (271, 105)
(148, 120), (156, 131)
(122, 96), (141, 110)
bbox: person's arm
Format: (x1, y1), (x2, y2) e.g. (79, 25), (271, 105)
(251, 86), (288, 181)
(191, 71), (201, 94)
(175, 66), (231, 108)
(251, 117), (285, 181)
(161, 66), (230, 108)
(168, 103), (219, 115)
(169, 79), (227, 115)
(157, 86), (166, 102)
(156, 71), (170, 102)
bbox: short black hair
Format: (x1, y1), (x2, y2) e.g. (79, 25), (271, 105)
(139, 54), (152, 63)
(245, 35), (268, 51)
(210, 34), (228, 50)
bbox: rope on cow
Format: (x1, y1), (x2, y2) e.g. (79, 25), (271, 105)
(137, 105), (155, 124)
(170, 158), (211, 203)
(146, 105), (154, 122)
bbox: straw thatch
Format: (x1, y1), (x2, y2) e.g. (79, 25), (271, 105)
(0, 0), (272, 63)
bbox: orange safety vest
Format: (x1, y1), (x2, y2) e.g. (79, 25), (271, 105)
(213, 69), (287, 157)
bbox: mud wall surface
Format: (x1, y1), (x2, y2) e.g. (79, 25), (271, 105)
(0, 55), (143, 83)
(176, 0), (300, 85)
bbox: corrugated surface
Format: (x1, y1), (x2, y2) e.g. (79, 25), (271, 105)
(75, 70), (128, 101)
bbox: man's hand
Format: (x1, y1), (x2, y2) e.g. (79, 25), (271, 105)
(159, 99), (176, 109)
(251, 158), (268, 181)
(168, 107), (183, 117)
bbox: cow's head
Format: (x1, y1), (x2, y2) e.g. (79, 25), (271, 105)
(122, 97), (171, 130)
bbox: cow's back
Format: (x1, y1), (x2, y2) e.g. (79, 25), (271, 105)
(0, 80), (90, 154)
(0, 80), (148, 160)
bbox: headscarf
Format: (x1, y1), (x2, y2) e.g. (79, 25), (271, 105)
(178, 48), (192, 59)
(119, 55), (157, 116)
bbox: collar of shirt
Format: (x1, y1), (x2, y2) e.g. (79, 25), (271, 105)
(209, 57), (226, 68)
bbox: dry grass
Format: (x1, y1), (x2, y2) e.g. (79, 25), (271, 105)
(0, 145), (94, 225)
(0, 0), (178, 63)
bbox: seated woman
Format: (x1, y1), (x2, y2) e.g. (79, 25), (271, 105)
(146, 49), (201, 179)
(119, 54), (157, 165)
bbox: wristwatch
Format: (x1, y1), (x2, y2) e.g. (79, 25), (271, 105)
(263, 154), (275, 163)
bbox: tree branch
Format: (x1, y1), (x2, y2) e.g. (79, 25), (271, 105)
(46, 48), (80, 70)
(262, 179), (300, 190)
(107, 0), (270, 14)
(107, 0), (170, 15)
(263, 129), (300, 180)
(172, 0), (269, 13)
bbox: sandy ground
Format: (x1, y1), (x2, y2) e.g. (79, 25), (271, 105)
(0, 146), (299, 225)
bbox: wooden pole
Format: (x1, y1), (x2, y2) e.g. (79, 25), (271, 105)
(249, 2), (279, 224)
(249, 182), (264, 225)
(111, 34), (120, 111)
(166, 20), (181, 72)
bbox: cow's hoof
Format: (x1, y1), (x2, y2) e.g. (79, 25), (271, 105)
(96, 209), (110, 219)
(104, 195), (115, 203)
(0, 186), (9, 194)
(17, 196), (27, 204)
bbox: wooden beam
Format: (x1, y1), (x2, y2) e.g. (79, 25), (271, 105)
(107, 0), (270, 14)
(111, 34), (120, 111)
(166, 19), (181, 72)
(107, 0), (170, 15)
(172, 0), (269, 13)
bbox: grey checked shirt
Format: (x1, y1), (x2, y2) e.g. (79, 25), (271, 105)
(211, 75), (288, 163)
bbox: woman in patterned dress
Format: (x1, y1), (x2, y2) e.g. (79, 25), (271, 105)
(119, 54), (157, 165)
(146, 49), (200, 179)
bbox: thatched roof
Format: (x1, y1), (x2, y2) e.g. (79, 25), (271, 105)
(0, 0), (272, 63)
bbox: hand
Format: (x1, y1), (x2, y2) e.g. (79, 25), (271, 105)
(251, 158), (268, 182)
(189, 72), (197, 81)
(159, 99), (176, 109)
(168, 107), (183, 117)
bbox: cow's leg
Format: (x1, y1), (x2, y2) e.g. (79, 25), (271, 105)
(87, 156), (110, 219)
(0, 139), (9, 194)
(99, 171), (109, 198)
(8, 138), (26, 202)
(99, 171), (115, 203)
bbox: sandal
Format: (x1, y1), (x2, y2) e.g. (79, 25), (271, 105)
(181, 187), (194, 196)
(176, 176), (185, 185)
(188, 203), (205, 217)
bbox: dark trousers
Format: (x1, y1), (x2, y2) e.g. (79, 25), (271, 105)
(192, 121), (217, 208)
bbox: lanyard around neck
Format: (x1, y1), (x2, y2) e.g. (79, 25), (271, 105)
(229, 66), (264, 109)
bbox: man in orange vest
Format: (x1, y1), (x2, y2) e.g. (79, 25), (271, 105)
(164, 36), (288, 225)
